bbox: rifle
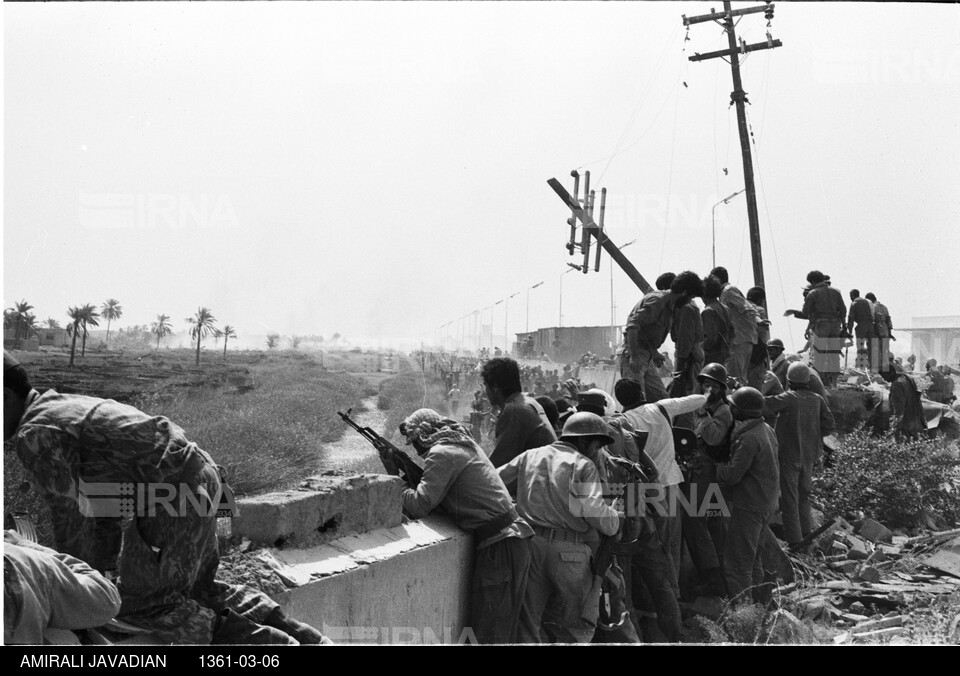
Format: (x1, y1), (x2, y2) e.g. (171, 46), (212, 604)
(337, 409), (424, 489)
(584, 453), (650, 630)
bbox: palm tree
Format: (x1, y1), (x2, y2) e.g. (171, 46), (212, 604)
(100, 299), (123, 349)
(6, 300), (35, 349)
(45, 318), (61, 329)
(152, 314), (173, 350)
(211, 327), (224, 349)
(221, 325), (237, 359)
(67, 306), (82, 366)
(185, 307), (216, 367)
(78, 304), (100, 358)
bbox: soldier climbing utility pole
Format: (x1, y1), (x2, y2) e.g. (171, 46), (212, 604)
(683, 1), (782, 290)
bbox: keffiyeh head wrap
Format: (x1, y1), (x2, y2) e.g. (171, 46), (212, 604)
(401, 408), (480, 451)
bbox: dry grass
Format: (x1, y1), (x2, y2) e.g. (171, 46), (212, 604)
(4, 349), (394, 549)
(132, 352), (370, 496)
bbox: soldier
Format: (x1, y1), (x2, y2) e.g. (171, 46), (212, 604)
(716, 387), (781, 605)
(398, 408), (539, 643)
(4, 529), (121, 644)
(482, 357), (557, 467)
(766, 338), (789, 390)
(3, 351), (327, 644)
(710, 266), (759, 384)
(701, 275), (735, 368)
(784, 271), (847, 387)
(761, 362), (835, 548)
(497, 412), (620, 643)
(622, 271), (703, 404)
(612, 378), (701, 641)
(846, 289), (876, 372)
(865, 292), (894, 372)
(685, 363), (735, 597)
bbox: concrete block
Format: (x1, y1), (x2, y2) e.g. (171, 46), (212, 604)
(857, 518), (893, 544)
(233, 474), (405, 547)
(844, 534), (871, 561)
(856, 566), (881, 584)
(277, 514), (475, 644)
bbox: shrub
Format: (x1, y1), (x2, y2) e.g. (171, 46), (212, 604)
(819, 427), (960, 528)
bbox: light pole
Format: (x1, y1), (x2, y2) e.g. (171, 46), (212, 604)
(484, 306), (492, 353)
(473, 308), (481, 352)
(712, 189), (745, 269)
(526, 281), (544, 334)
(491, 301), (502, 352)
(559, 264), (579, 328)
(504, 292), (519, 355)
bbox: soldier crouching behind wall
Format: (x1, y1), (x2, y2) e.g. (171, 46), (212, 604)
(3, 351), (329, 645)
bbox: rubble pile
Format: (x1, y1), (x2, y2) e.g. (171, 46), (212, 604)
(778, 520), (960, 644)
(677, 517), (960, 644)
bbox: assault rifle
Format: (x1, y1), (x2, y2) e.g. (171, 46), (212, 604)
(337, 409), (424, 489)
(588, 454), (651, 631)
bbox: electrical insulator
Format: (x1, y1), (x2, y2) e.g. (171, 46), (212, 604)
(764, 3), (774, 22)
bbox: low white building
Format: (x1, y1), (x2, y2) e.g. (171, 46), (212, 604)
(903, 316), (960, 368)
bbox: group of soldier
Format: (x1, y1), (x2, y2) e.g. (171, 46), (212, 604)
(4, 261), (942, 644)
(392, 265), (919, 642)
(391, 344), (841, 642)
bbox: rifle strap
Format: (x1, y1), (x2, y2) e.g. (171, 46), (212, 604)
(656, 403), (672, 426)
(474, 507), (520, 543)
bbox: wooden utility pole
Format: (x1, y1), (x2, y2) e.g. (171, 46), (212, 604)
(548, 177), (654, 294)
(684, 1), (781, 290)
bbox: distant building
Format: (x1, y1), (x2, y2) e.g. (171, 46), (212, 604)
(4, 326), (70, 350)
(37, 327), (71, 348)
(514, 326), (620, 365)
(903, 316), (960, 368)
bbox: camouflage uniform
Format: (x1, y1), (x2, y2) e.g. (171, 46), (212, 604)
(11, 390), (300, 644)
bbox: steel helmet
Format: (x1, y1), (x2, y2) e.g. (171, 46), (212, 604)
(560, 412), (615, 446)
(698, 363), (728, 387)
(726, 386), (764, 417)
(766, 338), (785, 350)
(786, 361), (812, 385)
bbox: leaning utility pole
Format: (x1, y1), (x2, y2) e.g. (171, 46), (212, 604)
(684, 1), (781, 290)
(548, 172), (654, 294)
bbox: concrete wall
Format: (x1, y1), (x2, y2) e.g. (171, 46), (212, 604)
(234, 475), (477, 644)
(273, 516), (474, 644)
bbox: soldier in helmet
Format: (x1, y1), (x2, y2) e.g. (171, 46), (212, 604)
(683, 363), (735, 598)
(761, 362), (836, 548)
(766, 338), (789, 390)
(716, 387), (781, 605)
(497, 412), (620, 643)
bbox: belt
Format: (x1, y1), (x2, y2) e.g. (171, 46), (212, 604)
(473, 508), (519, 542)
(531, 524), (588, 544)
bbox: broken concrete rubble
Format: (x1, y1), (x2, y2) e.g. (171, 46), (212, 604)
(775, 521), (960, 643)
(856, 518), (893, 544)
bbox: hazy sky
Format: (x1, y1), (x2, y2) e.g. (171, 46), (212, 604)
(4, 2), (959, 353)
